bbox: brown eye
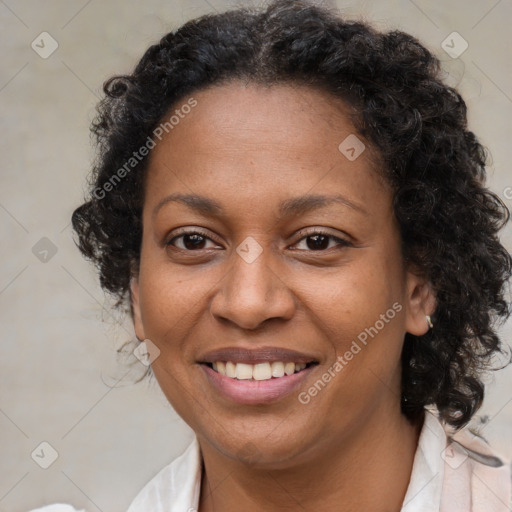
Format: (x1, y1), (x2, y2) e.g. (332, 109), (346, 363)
(293, 230), (352, 251)
(167, 231), (219, 251)
(305, 234), (330, 250)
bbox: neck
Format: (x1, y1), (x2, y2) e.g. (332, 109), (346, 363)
(198, 406), (423, 512)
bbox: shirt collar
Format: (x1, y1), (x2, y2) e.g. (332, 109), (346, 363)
(401, 409), (447, 512)
(126, 435), (202, 512)
(127, 410), (448, 512)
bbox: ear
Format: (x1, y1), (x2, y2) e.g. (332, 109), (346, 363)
(130, 275), (146, 341)
(404, 268), (436, 336)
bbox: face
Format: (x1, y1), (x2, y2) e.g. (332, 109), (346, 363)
(131, 82), (433, 468)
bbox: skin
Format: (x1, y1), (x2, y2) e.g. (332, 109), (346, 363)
(131, 82), (436, 512)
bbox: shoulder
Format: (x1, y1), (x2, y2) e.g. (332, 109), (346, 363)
(126, 436), (202, 512)
(441, 421), (511, 512)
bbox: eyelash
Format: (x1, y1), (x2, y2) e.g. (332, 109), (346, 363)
(166, 228), (352, 252)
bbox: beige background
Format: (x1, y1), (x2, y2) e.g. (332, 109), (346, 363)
(1, 0), (511, 511)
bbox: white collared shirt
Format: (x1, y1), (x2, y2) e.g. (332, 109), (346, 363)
(29, 410), (511, 512)
(125, 410), (511, 511)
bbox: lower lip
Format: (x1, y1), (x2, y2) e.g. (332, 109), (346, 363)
(200, 364), (315, 405)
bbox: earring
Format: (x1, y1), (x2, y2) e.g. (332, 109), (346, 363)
(426, 315), (434, 329)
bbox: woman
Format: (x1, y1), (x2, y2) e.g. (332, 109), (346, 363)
(34, 0), (512, 510)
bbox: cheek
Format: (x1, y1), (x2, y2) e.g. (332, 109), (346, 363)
(309, 256), (403, 338)
(136, 251), (231, 376)
(308, 250), (406, 388)
(137, 259), (195, 344)
(305, 267), (406, 421)
(139, 274), (203, 339)
(136, 262), (213, 423)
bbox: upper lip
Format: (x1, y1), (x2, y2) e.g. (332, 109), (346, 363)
(197, 346), (319, 365)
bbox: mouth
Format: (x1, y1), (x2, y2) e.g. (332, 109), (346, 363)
(203, 360), (318, 381)
(197, 346), (320, 405)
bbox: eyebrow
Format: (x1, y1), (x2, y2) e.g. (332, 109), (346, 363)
(152, 192), (368, 219)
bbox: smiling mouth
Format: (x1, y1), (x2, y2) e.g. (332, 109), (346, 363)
(204, 361), (318, 381)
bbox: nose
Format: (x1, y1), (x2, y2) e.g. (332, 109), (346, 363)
(210, 246), (296, 330)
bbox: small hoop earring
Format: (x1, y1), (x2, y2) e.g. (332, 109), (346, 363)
(426, 315), (434, 329)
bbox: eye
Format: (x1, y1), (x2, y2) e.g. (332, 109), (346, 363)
(291, 229), (352, 251)
(166, 229), (221, 251)
(166, 228), (352, 252)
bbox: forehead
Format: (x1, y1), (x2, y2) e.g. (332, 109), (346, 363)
(156, 81), (361, 151)
(143, 82), (388, 218)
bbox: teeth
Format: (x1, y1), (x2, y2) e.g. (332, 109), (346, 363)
(226, 361), (237, 378)
(210, 361), (310, 380)
(271, 361), (285, 378)
(235, 363), (253, 380)
(253, 363), (272, 381)
(284, 362), (295, 375)
(216, 361), (226, 376)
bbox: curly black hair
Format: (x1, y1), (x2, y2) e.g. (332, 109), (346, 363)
(72, 0), (511, 428)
